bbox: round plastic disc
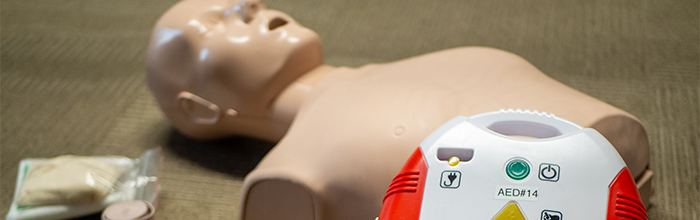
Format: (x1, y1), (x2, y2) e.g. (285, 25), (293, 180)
(103, 200), (154, 220)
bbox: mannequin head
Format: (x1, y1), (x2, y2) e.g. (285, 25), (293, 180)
(146, 0), (323, 140)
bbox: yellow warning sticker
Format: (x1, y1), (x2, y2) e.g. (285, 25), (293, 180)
(492, 201), (527, 220)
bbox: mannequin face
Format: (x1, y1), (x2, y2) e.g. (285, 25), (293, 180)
(146, 0), (323, 139)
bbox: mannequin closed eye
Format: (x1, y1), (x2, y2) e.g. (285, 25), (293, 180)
(191, 10), (224, 34)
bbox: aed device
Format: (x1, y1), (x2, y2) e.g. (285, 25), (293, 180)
(378, 109), (647, 220)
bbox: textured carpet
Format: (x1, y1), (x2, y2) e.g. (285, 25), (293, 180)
(2, 0), (698, 219)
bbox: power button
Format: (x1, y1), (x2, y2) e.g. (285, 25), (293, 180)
(539, 163), (560, 182)
(505, 158), (531, 181)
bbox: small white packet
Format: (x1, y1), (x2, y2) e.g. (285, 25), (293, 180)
(6, 148), (162, 220)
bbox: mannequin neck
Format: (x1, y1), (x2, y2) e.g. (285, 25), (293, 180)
(269, 64), (337, 124)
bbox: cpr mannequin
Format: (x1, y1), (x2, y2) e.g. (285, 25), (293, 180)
(146, 0), (653, 219)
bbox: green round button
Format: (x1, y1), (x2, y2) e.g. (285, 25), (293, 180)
(506, 159), (530, 180)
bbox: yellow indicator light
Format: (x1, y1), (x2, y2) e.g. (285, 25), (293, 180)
(492, 201), (526, 220)
(448, 156), (460, 166)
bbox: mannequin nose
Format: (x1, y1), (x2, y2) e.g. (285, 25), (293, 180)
(226, 0), (265, 23)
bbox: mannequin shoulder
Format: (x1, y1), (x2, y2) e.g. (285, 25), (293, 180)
(409, 47), (531, 64)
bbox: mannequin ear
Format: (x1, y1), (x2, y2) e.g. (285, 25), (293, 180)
(177, 92), (222, 125)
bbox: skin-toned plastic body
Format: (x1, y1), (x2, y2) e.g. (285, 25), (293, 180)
(146, 1), (652, 219)
(240, 48), (651, 220)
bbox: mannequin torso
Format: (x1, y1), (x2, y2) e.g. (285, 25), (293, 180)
(242, 47), (649, 220)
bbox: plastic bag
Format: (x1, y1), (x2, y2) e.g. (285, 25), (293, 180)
(5, 148), (162, 220)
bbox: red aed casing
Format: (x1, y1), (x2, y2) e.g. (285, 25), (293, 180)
(378, 147), (647, 220)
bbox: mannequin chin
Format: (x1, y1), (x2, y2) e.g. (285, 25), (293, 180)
(147, 1), (653, 219)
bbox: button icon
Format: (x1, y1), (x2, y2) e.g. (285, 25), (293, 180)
(505, 159), (531, 181)
(541, 210), (562, 220)
(539, 163), (560, 182)
(440, 170), (461, 188)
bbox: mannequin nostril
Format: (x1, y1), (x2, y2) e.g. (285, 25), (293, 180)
(268, 17), (288, 30)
